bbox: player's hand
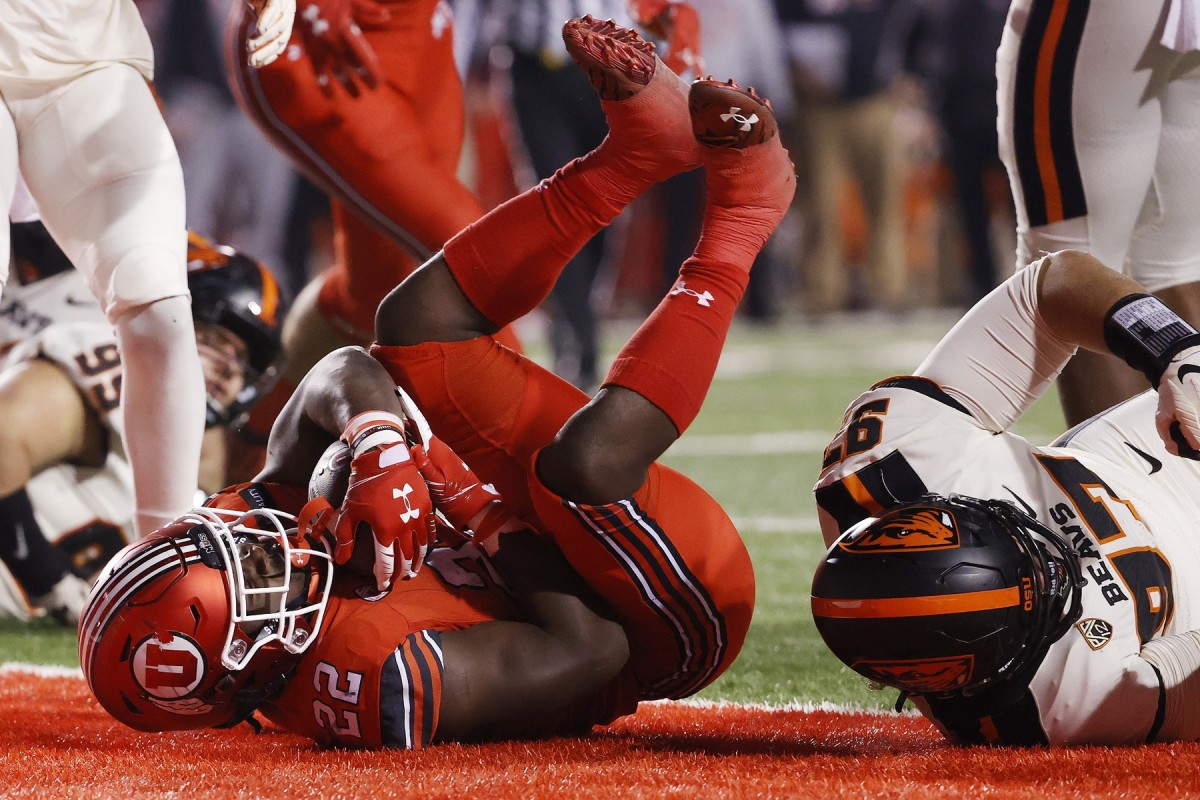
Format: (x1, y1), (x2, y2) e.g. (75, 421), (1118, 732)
(627, 0), (705, 77)
(334, 413), (436, 590)
(1156, 345), (1200, 459)
(410, 437), (513, 544)
(246, 0), (297, 68)
(296, 0), (391, 97)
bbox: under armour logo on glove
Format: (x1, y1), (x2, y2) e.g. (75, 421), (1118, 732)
(670, 280), (714, 307)
(393, 484), (422, 523)
(721, 107), (759, 131)
(334, 411), (436, 590)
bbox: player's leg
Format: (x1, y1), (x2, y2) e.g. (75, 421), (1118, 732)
(377, 16), (700, 344)
(0, 103), (17, 293)
(996, 0), (1171, 423)
(515, 80), (791, 696)
(15, 67), (205, 535)
(1124, 56), (1200, 342)
(226, 1), (481, 260)
(372, 17), (701, 518)
(539, 79), (796, 501)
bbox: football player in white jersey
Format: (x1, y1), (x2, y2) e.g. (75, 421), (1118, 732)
(813, 248), (1200, 745)
(0, 227), (286, 625)
(997, 0), (1200, 425)
(0, 0), (293, 537)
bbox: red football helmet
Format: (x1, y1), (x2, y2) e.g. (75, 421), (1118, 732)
(78, 506), (332, 731)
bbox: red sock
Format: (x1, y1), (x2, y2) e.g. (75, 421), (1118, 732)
(603, 252), (744, 434)
(603, 143), (792, 433)
(443, 144), (656, 327)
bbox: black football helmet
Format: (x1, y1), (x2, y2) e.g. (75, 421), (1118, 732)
(186, 233), (288, 427)
(810, 494), (1083, 699)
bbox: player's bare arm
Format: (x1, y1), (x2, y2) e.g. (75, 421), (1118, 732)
(435, 529), (629, 741)
(0, 358), (104, 495)
(258, 345), (406, 488)
(1036, 249), (1156, 352)
(261, 345), (434, 587)
(1037, 250), (1200, 457)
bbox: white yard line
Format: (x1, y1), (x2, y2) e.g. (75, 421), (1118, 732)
(0, 662), (83, 678)
(666, 430), (831, 456)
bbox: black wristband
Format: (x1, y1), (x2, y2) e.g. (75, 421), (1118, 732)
(1102, 294), (1200, 385)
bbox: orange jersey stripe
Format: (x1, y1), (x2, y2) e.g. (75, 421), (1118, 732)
(1032, 0), (1071, 223)
(842, 472), (885, 517)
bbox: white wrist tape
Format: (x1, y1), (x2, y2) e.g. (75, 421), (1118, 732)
(1140, 630), (1200, 741)
(341, 411), (405, 456)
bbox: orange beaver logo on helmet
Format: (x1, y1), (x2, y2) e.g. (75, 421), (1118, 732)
(854, 655), (975, 693)
(840, 507), (961, 553)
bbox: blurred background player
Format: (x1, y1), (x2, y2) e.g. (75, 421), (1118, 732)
(0, 0), (292, 537)
(0, 226), (286, 625)
(78, 18), (789, 747)
(998, 0), (1200, 425)
(223, 0), (701, 407)
(812, 249), (1200, 745)
(225, 0), (521, 415)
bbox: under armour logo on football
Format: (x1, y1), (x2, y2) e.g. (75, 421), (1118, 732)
(670, 281), (714, 307)
(393, 484), (421, 523)
(721, 106), (759, 131)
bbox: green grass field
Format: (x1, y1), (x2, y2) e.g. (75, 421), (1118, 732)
(0, 311), (1069, 710)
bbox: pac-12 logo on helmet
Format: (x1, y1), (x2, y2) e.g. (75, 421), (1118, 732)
(839, 506), (961, 553)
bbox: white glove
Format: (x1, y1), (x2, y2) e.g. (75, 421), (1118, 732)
(247, 0), (297, 68)
(1156, 344), (1200, 459)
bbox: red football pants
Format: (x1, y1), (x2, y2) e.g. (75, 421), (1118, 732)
(372, 338), (755, 699)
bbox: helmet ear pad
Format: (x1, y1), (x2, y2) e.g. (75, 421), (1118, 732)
(811, 495), (1081, 698)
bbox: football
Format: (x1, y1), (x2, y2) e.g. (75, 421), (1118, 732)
(308, 439), (351, 506)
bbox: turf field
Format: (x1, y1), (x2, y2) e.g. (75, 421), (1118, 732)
(0, 309), (1068, 706)
(12, 312), (1200, 800)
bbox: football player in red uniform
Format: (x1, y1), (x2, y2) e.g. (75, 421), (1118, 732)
(79, 17), (793, 748)
(223, 0), (704, 399)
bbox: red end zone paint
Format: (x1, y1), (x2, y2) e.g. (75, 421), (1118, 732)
(3, 670), (1197, 799)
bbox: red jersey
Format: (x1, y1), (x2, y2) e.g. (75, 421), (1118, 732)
(262, 540), (517, 748)
(206, 483), (640, 749)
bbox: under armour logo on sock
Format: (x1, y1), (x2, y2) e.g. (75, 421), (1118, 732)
(720, 107), (759, 131)
(670, 281), (714, 307)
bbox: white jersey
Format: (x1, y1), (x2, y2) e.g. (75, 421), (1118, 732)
(815, 256), (1200, 745)
(0, 0), (153, 83)
(0, 275), (134, 619)
(0, 269), (106, 349)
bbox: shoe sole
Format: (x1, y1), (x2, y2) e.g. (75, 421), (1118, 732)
(689, 79), (777, 149)
(563, 15), (656, 101)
